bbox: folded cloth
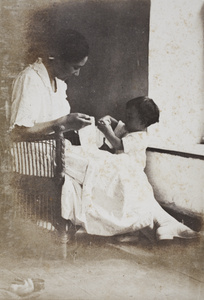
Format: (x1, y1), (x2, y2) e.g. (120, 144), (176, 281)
(65, 146), (89, 184)
(64, 116), (102, 186)
(78, 116), (99, 150)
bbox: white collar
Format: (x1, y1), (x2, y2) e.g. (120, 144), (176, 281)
(31, 58), (53, 89)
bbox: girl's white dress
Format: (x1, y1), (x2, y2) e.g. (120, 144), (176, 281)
(62, 121), (155, 236)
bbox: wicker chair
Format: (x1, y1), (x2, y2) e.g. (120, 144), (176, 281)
(4, 126), (78, 257)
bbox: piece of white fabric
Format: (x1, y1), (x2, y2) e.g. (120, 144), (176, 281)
(64, 145), (89, 184)
(81, 150), (154, 236)
(78, 116), (99, 150)
(104, 120), (128, 149)
(61, 120), (155, 236)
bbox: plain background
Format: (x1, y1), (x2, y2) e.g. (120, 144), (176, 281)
(0, 0), (150, 127)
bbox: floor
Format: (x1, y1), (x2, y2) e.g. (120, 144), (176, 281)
(0, 214), (204, 300)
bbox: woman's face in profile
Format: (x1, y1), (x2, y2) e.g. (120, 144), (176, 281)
(53, 56), (88, 81)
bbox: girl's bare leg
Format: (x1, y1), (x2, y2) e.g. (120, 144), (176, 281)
(151, 201), (199, 240)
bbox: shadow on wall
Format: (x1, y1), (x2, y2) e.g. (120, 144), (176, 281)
(25, 0), (150, 121)
(200, 2), (204, 142)
(201, 3), (204, 68)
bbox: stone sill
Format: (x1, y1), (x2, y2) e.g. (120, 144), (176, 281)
(147, 143), (204, 160)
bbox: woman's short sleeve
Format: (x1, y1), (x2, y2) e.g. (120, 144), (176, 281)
(10, 69), (43, 128)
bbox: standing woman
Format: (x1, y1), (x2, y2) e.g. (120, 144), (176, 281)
(10, 28), (92, 136)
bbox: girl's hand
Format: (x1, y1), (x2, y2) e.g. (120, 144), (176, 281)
(98, 115), (118, 130)
(98, 116), (111, 125)
(97, 120), (113, 135)
(97, 119), (123, 150)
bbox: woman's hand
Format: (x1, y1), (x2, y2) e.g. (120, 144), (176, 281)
(10, 113), (92, 137)
(61, 113), (92, 131)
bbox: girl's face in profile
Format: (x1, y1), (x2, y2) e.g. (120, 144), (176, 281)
(53, 56), (88, 81)
(125, 106), (143, 132)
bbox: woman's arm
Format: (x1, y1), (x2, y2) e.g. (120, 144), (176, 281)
(11, 113), (92, 137)
(10, 66), (92, 138)
(97, 122), (123, 151)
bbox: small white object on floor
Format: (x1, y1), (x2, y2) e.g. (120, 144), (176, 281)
(116, 232), (140, 243)
(37, 220), (55, 231)
(9, 278), (34, 296)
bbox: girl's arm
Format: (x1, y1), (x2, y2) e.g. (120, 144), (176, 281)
(97, 122), (124, 151)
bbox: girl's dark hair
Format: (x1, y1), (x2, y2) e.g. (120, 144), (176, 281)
(126, 96), (160, 127)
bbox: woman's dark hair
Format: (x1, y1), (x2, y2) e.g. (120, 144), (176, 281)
(51, 28), (89, 63)
(126, 96), (160, 127)
(26, 8), (89, 63)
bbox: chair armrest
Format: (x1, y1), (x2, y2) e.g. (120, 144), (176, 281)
(9, 126), (66, 181)
(9, 125), (65, 143)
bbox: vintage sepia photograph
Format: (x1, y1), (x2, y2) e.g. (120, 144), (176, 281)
(0, 0), (203, 299)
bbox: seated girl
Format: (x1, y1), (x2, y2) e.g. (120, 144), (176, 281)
(98, 96), (159, 154)
(62, 96), (199, 241)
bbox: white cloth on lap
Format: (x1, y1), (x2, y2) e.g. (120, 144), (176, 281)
(78, 116), (104, 149)
(64, 145), (89, 184)
(62, 119), (155, 236)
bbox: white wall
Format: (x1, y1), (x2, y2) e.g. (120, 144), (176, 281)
(145, 152), (204, 214)
(146, 1), (204, 214)
(148, 0), (204, 146)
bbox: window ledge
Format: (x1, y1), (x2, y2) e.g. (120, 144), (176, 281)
(147, 143), (204, 160)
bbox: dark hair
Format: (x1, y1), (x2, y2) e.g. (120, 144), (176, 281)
(26, 8), (89, 63)
(126, 96), (160, 127)
(51, 28), (89, 63)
